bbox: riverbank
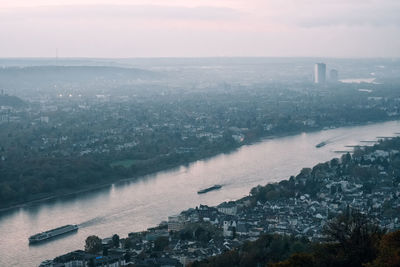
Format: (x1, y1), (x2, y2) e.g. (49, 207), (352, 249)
(1, 118), (397, 213)
(47, 130), (400, 267)
(3, 119), (400, 267)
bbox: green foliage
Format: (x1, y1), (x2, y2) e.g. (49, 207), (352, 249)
(110, 159), (137, 168)
(366, 230), (400, 267)
(0, 95), (25, 107)
(123, 238), (133, 249)
(112, 234), (120, 248)
(270, 253), (316, 267)
(85, 235), (102, 254)
(250, 183), (294, 203)
(272, 214), (393, 267)
(318, 212), (384, 267)
(189, 234), (311, 267)
(177, 223), (221, 244)
(154, 236), (169, 251)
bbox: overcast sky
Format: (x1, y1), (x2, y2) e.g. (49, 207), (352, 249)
(1, 0), (399, 58)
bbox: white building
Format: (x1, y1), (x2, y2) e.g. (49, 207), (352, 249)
(314, 63), (326, 84)
(217, 202), (237, 216)
(168, 215), (185, 232)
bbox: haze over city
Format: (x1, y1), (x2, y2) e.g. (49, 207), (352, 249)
(0, 0), (400, 57)
(1, 0), (400, 267)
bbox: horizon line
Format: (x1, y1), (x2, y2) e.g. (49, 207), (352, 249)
(0, 56), (399, 60)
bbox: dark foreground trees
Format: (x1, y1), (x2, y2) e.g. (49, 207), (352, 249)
(271, 212), (388, 267)
(189, 234), (311, 267)
(319, 212), (384, 267)
(191, 213), (400, 267)
(366, 230), (400, 267)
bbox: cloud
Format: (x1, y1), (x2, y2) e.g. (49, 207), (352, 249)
(296, 8), (400, 28)
(0, 0), (399, 57)
(285, 0), (400, 28)
(0, 4), (243, 21)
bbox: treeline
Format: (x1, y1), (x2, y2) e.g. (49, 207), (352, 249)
(0, 66), (156, 91)
(0, 156), (117, 204)
(0, 135), (238, 207)
(0, 94), (25, 107)
(190, 213), (400, 267)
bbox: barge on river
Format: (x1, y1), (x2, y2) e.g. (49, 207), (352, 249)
(29, 224), (78, 244)
(197, 184), (222, 194)
(316, 141), (327, 148)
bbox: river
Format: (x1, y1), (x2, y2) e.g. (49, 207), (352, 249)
(1, 120), (400, 266)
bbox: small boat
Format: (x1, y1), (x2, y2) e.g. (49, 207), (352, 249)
(29, 224), (78, 244)
(316, 141), (327, 148)
(198, 184), (222, 194)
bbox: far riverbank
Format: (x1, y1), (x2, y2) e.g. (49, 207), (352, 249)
(1, 118), (397, 213)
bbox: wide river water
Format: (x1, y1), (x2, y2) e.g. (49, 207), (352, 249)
(1, 120), (400, 266)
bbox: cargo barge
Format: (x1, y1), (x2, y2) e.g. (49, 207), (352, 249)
(29, 224), (78, 244)
(316, 141), (327, 148)
(197, 184), (222, 194)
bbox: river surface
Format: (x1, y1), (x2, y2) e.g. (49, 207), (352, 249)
(1, 120), (400, 266)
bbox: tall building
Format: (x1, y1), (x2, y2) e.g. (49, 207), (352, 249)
(314, 63), (326, 84)
(330, 69), (339, 82)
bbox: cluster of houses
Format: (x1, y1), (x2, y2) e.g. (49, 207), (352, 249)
(5, 85), (400, 162)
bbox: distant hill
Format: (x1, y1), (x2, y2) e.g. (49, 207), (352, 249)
(0, 66), (159, 92)
(0, 65), (157, 82)
(0, 94), (25, 107)
(0, 58), (131, 67)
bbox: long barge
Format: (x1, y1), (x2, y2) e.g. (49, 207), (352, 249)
(29, 224), (78, 244)
(315, 141), (327, 148)
(197, 184), (222, 194)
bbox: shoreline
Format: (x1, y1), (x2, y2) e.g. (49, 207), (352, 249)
(1, 118), (397, 214)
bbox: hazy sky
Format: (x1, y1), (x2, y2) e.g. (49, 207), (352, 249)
(1, 0), (399, 58)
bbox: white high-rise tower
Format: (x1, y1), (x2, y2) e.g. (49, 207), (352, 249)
(314, 63), (326, 84)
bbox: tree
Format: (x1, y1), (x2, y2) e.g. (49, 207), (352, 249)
(298, 168), (312, 177)
(103, 247), (108, 256)
(322, 211), (384, 267)
(112, 234), (120, 248)
(124, 252), (131, 263)
(87, 258), (95, 267)
(330, 158), (340, 167)
(270, 253), (315, 267)
(366, 230), (400, 267)
(123, 238), (133, 249)
(85, 235), (102, 254)
(341, 152), (352, 164)
(154, 236), (169, 251)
